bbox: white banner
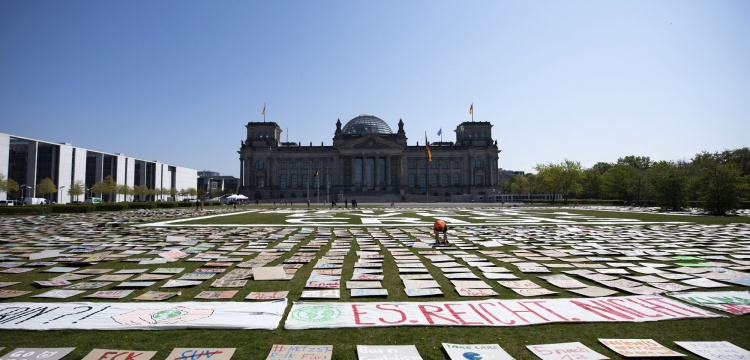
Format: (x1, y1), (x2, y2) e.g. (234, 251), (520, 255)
(0, 300), (287, 330)
(285, 295), (721, 329)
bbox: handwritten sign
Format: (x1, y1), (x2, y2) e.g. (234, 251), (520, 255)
(357, 345), (422, 360)
(674, 341), (750, 360)
(526, 342), (609, 360)
(81, 349), (158, 360)
(164, 348), (235, 360)
(442, 343), (514, 360)
(264, 345), (332, 360)
(599, 339), (685, 357)
(0, 348), (75, 360)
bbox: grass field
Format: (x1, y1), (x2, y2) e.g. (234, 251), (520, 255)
(1, 206), (749, 359)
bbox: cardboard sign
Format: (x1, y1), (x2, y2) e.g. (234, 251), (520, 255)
(0, 348), (75, 360)
(164, 348), (236, 360)
(264, 345), (332, 360)
(357, 345), (422, 360)
(526, 342), (609, 360)
(442, 343), (514, 360)
(81, 349), (158, 360)
(674, 341), (750, 360)
(599, 339), (685, 357)
(668, 291), (750, 315)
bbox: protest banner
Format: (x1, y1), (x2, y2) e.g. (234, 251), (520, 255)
(599, 339), (684, 357)
(526, 342), (609, 360)
(0, 300), (287, 330)
(285, 295), (720, 329)
(164, 348), (236, 360)
(0, 348), (75, 360)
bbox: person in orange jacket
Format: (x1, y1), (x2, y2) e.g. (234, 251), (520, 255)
(433, 219), (448, 245)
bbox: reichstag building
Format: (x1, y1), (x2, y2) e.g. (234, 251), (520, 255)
(238, 115), (500, 202)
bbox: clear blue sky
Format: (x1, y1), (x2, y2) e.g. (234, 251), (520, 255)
(1, 1), (748, 177)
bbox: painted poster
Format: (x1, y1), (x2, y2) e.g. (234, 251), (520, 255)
(668, 291), (750, 315)
(526, 342), (608, 360)
(599, 339), (685, 357)
(674, 341), (750, 360)
(163, 348), (236, 360)
(81, 349), (158, 360)
(264, 345), (332, 360)
(284, 295), (720, 330)
(0, 300), (287, 330)
(442, 343), (514, 360)
(357, 345), (422, 360)
(0, 348), (75, 360)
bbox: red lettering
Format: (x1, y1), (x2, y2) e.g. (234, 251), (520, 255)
(494, 301), (550, 323)
(375, 304), (407, 324)
(478, 302), (516, 325)
(97, 351), (119, 360)
(418, 304), (459, 324)
(112, 352), (144, 360)
(526, 301), (570, 321)
(604, 299), (661, 318)
(351, 304), (375, 325)
(468, 303), (494, 325)
(444, 304), (484, 325)
(632, 297), (708, 317)
(571, 299), (635, 320)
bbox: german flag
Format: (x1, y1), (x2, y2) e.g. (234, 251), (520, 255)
(314, 169), (319, 177)
(425, 134), (432, 162)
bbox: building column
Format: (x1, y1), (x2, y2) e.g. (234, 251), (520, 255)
(386, 156), (392, 189)
(361, 155), (366, 190)
(374, 155), (380, 191)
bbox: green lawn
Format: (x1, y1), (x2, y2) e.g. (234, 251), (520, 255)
(1, 207), (748, 359)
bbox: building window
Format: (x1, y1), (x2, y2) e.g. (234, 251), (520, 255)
(419, 173), (426, 188)
(409, 159), (416, 169)
(325, 161), (331, 169)
(441, 173), (449, 187)
(279, 161), (286, 170)
(302, 174), (308, 188)
(419, 160), (426, 169)
(474, 175), (483, 186)
(279, 174), (287, 188)
(453, 160), (460, 169)
(408, 173), (416, 188)
(291, 174), (298, 188)
(303, 161), (309, 170)
(474, 159), (483, 169)
(430, 160), (438, 169)
(313, 160), (320, 170)
(442, 159), (449, 169)
(256, 160), (265, 169)
(430, 173), (438, 187)
(453, 173), (460, 186)
(291, 161), (297, 169)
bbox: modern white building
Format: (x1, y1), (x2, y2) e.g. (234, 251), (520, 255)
(0, 133), (197, 204)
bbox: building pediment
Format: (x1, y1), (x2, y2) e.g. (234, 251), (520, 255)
(337, 134), (405, 150)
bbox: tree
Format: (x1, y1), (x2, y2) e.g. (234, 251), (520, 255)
(616, 156), (652, 202)
(90, 182), (106, 198)
(509, 174), (531, 196)
(691, 153), (747, 215)
(0, 174), (20, 198)
(160, 187), (169, 200)
(36, 178), (57, 201)
(170, 187), (178, 201)
(582, 169), (604, 199)
(132, 185), (149, 200)
(558, 159), (583, 204)
(187, 187), (197, 198)
(603, 164), (638, 203)
(101, 176), (118, 202)
(118, 184), (132, 202)
(590, 162), (613, 174)
(68, 180), (85, 202)
(534, 163), (563, 202)
(649, 161), (688, 211)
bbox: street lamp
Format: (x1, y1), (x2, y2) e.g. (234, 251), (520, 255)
(59, 186), (66, 204)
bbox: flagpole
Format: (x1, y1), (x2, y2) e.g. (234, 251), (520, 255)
(263, 102), (266, 122)
(425, 131), (429, 204)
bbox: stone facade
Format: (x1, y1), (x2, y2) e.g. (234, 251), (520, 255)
(238, 115), (500, 202)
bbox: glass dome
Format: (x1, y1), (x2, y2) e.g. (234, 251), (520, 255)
(342, 115), (393, 135)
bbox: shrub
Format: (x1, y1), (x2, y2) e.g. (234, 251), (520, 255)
(177, 202), (194, 208)
(156, 202), (177, 208)
(95, 204), (128, 211)
(0, 206), (47, 215)
(128, 203), (156, 210)
(51, 205), (94, 213)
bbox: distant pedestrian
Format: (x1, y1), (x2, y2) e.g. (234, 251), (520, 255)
(196, 199), (200, 211)
(345, 198), (348, 208)
(307, 198), (311, 209)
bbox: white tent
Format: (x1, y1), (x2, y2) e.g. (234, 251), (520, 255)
(226, 194), (248, 200)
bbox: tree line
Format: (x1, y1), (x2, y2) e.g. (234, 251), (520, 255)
(0, 174), (205, 203)
(503, 147), (750, 215)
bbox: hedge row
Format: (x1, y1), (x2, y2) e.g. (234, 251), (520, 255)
(0, 202), (221, 215)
